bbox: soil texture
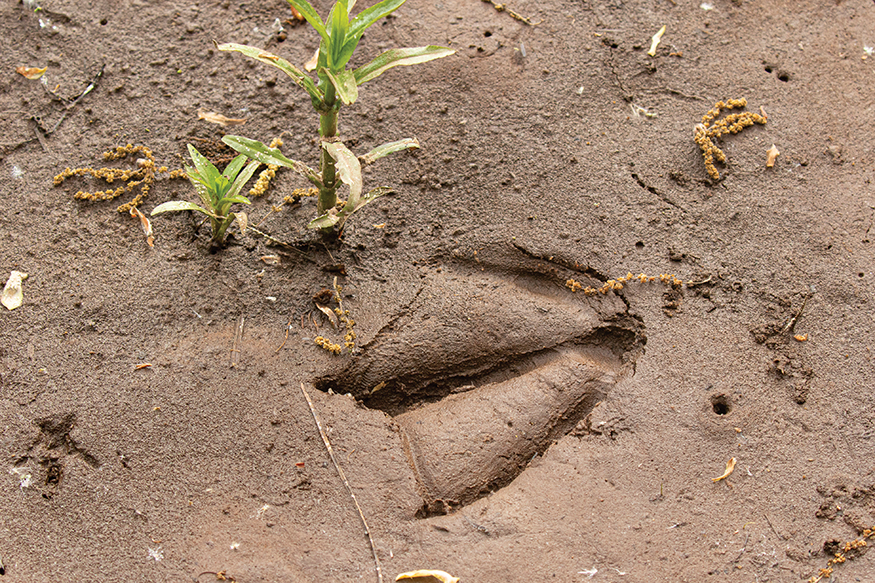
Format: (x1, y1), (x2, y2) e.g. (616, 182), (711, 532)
(2, 0), (875, 582)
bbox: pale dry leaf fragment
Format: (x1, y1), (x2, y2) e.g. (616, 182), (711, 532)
(647, 25), (666, 57)
(16, 66), (47, 79)
(1, 271), (28, 310)
(197, 109), (247, 127)
(130, 207), (154, 247)
(766, 144), (780, 168)
(712, 457), (737, 482)
(235, 211), (248, 235)
(304, 48), (320, 72)
(395, 570), (460, 583)
(259, 255), (281, 265)
(315, 302), (339, 328)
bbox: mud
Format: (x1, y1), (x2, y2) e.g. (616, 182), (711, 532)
(2, 1), (875, 582)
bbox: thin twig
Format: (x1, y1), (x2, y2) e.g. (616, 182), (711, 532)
(732, 533), (750, 563)
(782, 287), (813, 333)
(764, 513), (786, 540)
(275, 316), (293, 353)
(299, 383), (383, 583)
(480, 0), (541, 25)
(246, 225), (317, 263)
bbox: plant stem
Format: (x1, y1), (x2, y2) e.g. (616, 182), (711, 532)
(318, 83), (339, 216)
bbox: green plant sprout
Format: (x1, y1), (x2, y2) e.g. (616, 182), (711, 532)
(218, 0), (454, 232)
(151, 144), (260, 248)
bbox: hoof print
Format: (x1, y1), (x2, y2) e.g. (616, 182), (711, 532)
(315, 245), (644, 514)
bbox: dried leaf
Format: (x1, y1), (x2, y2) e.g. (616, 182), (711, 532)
(712, 457), (737, 483)
(766, 144), (780, 168)
(260, 255), (281, 265)
(235, 211), (248, 235)
(130, 207), (154, 247)
(794, 333), (808, 342)
(395, 570), (460, 583)
(647, 25), (666, 57)
(1, 271), (28, 310)
(197, 109), (247, 127)
(16, 66), (47, 79)
(304, 48), (320, 72)
(315, 302), (339, 328)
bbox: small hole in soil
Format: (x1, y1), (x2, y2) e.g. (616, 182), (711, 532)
(777, 72), (791, 82)
(100, 18), (108, 25)
(858, 272), (864, 278)
(635, 241), (645, 248)
(484, 30), (492, 37)
(764, 66), (772, 73)
(711, 394), (731, 415)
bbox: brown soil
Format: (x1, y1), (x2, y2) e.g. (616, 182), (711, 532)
(2, 0), (874, 582)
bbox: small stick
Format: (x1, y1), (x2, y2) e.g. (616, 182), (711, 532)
(732, 533), (750, 563)
(782, 287), (813, 333)
(246, 225), (317, 263)
(300, 383), (383, 583)
(230, 316), (244, 368)
(686, 275), (712, 287)
(764, 513), (786, 540)
(275, 316), (293, 353)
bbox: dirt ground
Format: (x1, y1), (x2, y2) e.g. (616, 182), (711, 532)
(2, 0), (875, 581)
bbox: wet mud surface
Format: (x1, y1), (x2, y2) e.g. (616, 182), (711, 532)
(2, 1), (875, 582)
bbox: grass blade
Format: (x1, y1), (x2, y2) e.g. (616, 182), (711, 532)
(354, 46), (454, 85)
(360, 138), (419, 165)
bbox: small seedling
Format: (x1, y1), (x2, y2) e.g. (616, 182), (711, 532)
(218, 0), (454, 232)
(151, 144), (260, 248)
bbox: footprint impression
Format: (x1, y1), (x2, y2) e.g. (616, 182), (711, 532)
(316, 244), (645, 516)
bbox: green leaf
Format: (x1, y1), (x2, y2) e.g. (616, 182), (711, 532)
(187, 144), (220, 185)
(222, 154), (248, 181)
(322, 141), (362, 208)
(216, 43), (323, 104)
(218, 194), (252, 207)
(334, 0), (407, 70)
(360, 138), (419, 165)
(151, 200), (210, 216)
(287, 0), (328, 44)
(327, 2), (350, 70)
(354, 46), (454, 85)
(348, 0), (405, 40)
(222, 136), (319, 182)
(322, 68), (358, 105)
(226, 159), (262, 199)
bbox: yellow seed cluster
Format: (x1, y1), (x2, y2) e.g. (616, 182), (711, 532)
(566, 272), (682, 296)
(694, 98), (767, 180)
(249, 137), (284, 197)
(808, 526), (875, 583)
(314, 336), (342, 354)
(53, 144), (185, 212)
(314, 278), (358, 355)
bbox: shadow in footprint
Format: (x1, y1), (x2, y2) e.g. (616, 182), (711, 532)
(316, 244), (645, 515)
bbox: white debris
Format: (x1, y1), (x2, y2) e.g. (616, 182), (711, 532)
(1, 271), (28, 310)
(147, 547), (163, 562)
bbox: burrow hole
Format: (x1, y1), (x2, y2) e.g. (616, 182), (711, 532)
(711, 394), (731, 415)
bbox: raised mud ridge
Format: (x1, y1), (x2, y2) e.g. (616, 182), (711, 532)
(316, 245), (645, 515)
